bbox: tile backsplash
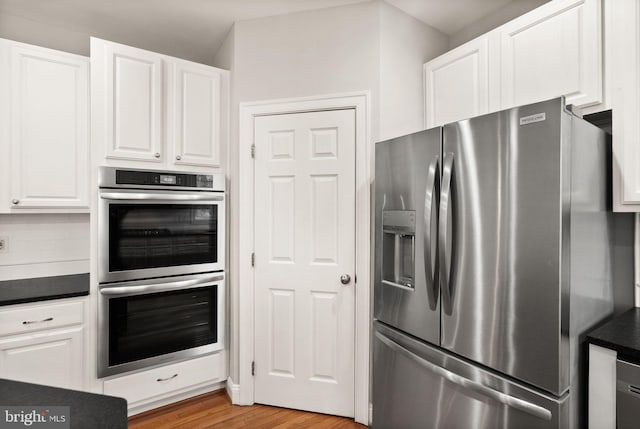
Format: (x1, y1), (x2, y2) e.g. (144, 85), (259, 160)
(0, 214), (89, 281)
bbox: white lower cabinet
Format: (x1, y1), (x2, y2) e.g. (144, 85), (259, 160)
(588, 344), (616, 429)
(103, 352), (224, 413)
(0, 300), (84, 390)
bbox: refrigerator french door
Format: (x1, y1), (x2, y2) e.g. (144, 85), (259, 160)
(374, 127), (441, 346)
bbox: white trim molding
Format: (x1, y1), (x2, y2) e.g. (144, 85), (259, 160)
(236, 91), (372, 425)
(225, 376), (241, 404)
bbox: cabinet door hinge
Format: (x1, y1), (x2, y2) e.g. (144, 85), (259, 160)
(251, 144), (256, 158)
(251, 361), (255, 376)
(251, 252), (255, 267)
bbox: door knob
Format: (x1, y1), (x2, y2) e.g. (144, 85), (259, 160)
(340, 274), (351, 285)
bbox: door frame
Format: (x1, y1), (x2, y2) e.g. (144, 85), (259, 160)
(236, 91), (371, 424)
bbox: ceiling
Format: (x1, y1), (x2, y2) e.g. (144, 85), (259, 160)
(0, 0), (537, 64)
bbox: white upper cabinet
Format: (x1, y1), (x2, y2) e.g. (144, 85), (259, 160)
(499, 0), (602, 109)
(167, 59), (222, 168)
(610, 0), (640, 210)
(0, 39), (89, 212)
(424, 37), (491, 128)
(100, 41), (163, 163)
(424, 0), (603, 127)
(91, 38), (228, 171)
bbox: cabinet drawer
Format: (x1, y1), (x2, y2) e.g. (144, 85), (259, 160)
(0, 301), (84, 336)
(103, 353), (223, 405)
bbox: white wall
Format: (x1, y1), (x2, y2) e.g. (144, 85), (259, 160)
(0, 12), (90, 56)
(379, 2), (448, 140)
(214, 0), (448, 388)
(448, 0), (549, 49)
(0, 214), (90, 281)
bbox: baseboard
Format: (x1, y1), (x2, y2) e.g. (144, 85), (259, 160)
(128, 381), (225, 416)
(226, 376), (241, 404)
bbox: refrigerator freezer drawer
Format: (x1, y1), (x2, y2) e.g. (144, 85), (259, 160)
(372, 321), (569, 429)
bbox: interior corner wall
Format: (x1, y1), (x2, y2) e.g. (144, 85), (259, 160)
(233, 1), (380, 106)
(378, 2), (449, 142)
(212, 26), (238, 385)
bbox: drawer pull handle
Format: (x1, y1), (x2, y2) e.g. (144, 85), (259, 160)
(156, 374), (178, 382)
(22, 317), (53, 325)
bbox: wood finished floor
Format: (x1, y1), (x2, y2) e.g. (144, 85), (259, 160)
(128, 390), (367, 429)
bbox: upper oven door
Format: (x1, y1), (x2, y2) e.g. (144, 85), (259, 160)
(99, 188), (225, 283)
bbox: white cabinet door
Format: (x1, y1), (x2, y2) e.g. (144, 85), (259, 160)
(611, 0), (640, 210)
(500, 0), (602, 109)
(95, 39), (163, 163)
(1, 40), (89, 211)
(424, 37), (491, 128)
(167, 60), (224, 168)
(0, 325), (84, 390)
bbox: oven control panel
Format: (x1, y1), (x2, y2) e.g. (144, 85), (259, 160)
(99, 167), (224, 192)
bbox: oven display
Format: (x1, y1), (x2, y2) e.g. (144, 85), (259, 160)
(159, 174), (176, 185)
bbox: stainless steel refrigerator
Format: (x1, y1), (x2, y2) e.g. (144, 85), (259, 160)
(372, 98), (635, 429)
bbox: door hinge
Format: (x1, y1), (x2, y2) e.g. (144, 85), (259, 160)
(251, 252), (255, 267)
(251, 144), (256, 158)
(251, 361), (255, 376)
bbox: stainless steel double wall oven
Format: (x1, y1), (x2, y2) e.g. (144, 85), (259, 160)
(97, 167), (225, 377)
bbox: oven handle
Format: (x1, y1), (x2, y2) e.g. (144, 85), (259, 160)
(99, 275), (224, 296)
(100, 192), (224, 202)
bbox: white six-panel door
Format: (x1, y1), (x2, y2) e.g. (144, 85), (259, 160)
(253, 109), (356, 417)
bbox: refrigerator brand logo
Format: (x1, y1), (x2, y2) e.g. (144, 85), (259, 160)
(0, 407), (69, 429)
(519, 112), (546, 125)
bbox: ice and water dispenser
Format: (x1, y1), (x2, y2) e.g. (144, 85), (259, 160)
(381, 210), (416, 290)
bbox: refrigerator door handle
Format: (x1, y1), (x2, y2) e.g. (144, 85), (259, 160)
(424, 156), (440, 310)
(439, 152), (454, 314)
(375, 331), (553, 422)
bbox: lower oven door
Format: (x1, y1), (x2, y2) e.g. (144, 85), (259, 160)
(98, 272), (224, 378)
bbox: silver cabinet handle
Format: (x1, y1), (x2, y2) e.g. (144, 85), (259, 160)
(100, 274), (224, 296)
(11, 199), (19, 205)
(156, 374), (178, 382)
(340, 274), (351, 285)
(176, 155), (182, 161)
(375, 331), (552, 422)
(424, 156), (439, 310)
(439, 153), (454, 315)
(154, 152), (161, 158)
(23, 317), (53, 325)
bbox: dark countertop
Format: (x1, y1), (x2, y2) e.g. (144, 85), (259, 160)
(0, 274), (89, 306)
(0, 379), (127, 428)
(587, 308), (640, 362)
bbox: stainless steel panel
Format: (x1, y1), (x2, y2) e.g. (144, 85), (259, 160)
(374, 128), (441, 344)
(372, 321), (568, 429)
(617, 359), (640, 429)
(441, 99), (565, 394)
